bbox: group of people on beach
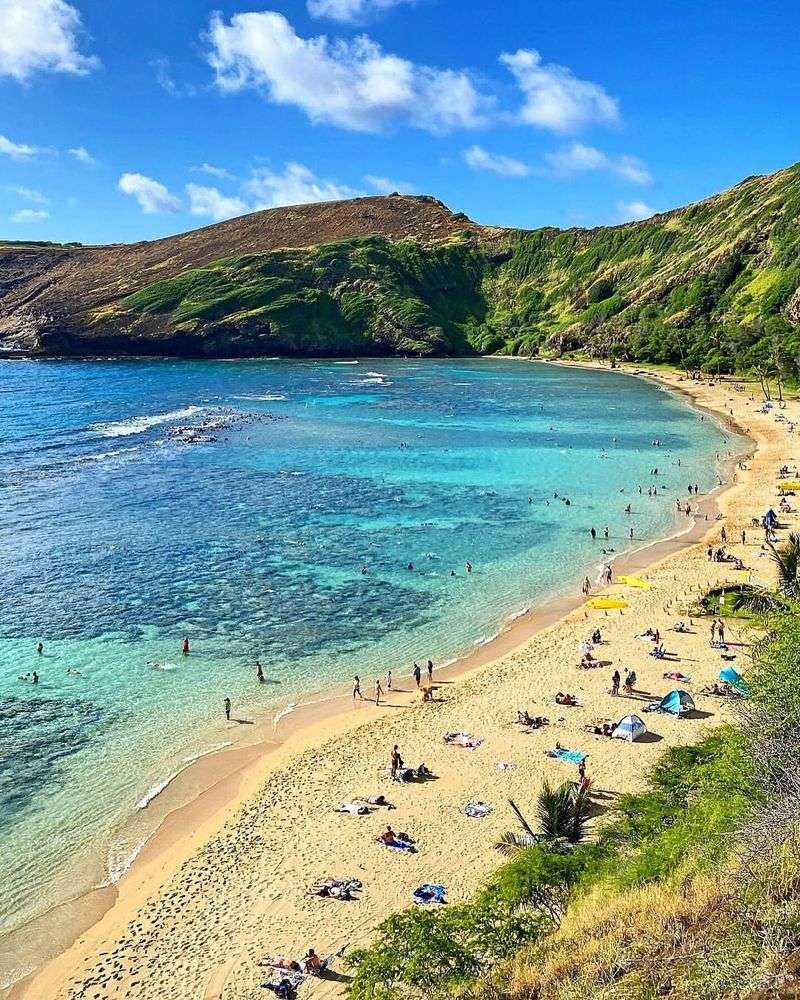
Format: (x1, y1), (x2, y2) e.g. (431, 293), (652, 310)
(353, 659), (435, 705)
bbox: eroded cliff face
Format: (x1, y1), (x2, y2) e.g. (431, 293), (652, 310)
(2, 164), (800, 366)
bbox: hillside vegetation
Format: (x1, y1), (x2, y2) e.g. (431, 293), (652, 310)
(2, 164), (800, 367)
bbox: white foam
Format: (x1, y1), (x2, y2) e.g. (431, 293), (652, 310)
(90, 406), (204, 438)
(102, 831), (155, 885)
(504, 607), (529, 623)
(332, 360), (359, 365)
(231, 394), (287, 401)
(136, 770), (182, 810)
(273, 702), (297, 726)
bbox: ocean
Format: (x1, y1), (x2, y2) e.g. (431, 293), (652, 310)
(0, 357), (735, 983)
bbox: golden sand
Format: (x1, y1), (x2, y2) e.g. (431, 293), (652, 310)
(11, 366), (797, 1000)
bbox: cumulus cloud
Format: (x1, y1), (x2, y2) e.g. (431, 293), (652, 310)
(245, 162), (359, 208)
(11, 208), (49, 223)
(118, 173), (182, 214)
(0, 0), (98, 82)
(616, 199), (655, 222)
(206, 11), (488, 133)
(191, 162), (236, 181)
(364, 174), (416, 194)
(68, 145), (96, 165)
(501, 49), (619, 133)
(464, 144), (530, 177)
(185, 183), (248, 222)
(8, 185), (48, 204)
(0, 134), (39, 160)
(307, 0), (415, 22)
(545, 142), (651, 184)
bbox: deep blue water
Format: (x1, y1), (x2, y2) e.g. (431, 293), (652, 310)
(0, 358), (735, 963)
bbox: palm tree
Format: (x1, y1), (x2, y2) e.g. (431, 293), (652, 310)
(495, 783), (591, 856)
(768, 532), (800, 599)
(537, 780), (592, 844)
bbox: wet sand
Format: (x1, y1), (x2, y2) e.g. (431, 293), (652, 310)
(9, 364), (793, 1000)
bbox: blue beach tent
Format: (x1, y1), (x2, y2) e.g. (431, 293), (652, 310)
(612, 714), (647, 741)
(659, 689), (695, 716)
(719, 666), (747, 692)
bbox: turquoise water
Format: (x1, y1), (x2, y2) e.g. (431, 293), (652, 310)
(0, 358), (734, 970)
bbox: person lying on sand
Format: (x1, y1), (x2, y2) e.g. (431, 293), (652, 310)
(583, 721), (613, 737)
(516, 710), (549, 728)
(555, 692), (579, 706)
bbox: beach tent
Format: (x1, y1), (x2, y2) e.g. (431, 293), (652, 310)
(618, 575), (651, 590)
(719, 666), (747, 692)
(764, 509), (779, 528)
(586, 597), (629, 610)
(659, 689), (695, 716)
(612, 714), (647, 741)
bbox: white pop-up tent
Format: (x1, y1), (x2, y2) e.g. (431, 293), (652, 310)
(612, 714), (647, 742)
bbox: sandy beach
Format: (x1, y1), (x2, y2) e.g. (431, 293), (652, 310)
(10, 364), (796, 1000)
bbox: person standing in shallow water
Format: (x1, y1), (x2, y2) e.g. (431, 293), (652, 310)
(413, 663), (421, 688)
(353, 675), (363, 701)
(37, 642), (43, 655)
(182, 637), (190, 656)
(224, 697), (231, 721)
(256, 662), (265, 683)
(427, 659), (433, 684)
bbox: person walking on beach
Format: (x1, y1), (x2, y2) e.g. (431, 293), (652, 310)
(413, 663), (421, 688)
(582, 576), (591, 596)
(224, 697), (231, 721)
(717, 619), (725, 643)
(611, 669), (620, 696)
(353, 675), (363, 701)
(182, 636), (190, 656)
(741, 529), (747, 545)
(427, 659), (434, 684)
(374, 679), (384, 705)
(721, 526), (727, 544)
(386, 669), (392, 691)
(710, 620), (717, 642)
(256, 661), (265, 683)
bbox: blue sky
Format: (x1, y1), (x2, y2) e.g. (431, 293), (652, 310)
(0, 0), (797, 244)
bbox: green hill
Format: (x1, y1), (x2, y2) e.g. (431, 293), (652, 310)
(2, 163), (799, 368)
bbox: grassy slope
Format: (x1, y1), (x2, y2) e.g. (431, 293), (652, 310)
(116, 163), (800, 364)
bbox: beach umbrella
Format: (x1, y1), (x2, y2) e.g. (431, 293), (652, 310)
(612, 714), (647, 741)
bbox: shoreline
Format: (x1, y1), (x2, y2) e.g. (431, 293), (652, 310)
(5, 364), (766, 1000)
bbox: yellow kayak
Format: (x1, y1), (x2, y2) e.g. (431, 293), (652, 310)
(586, 597), (629, 610)
(618, 575), (651, 590)
(779, 480), (800, 490)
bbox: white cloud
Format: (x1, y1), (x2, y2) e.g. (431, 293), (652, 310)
(245, 162), (359, 208)
(545, 142), (651, 184)
(616, 199), (655, 222)
(364, 174), (416, 195)
(118, 173), (182, 214)
(0, 134), (39, 160)
(68, 145), (96, 165)
(11, 208), (49, 223)
(8, 185), (48, 204)
(0, 0), (98, 82)
(191, 162), (236, 182)
(307, 0), (414, 22)
(501, 49), (619, 133)
(186, 183), (248, 222)
(464, 144), (530, 177)
(207, 11), (488, 133)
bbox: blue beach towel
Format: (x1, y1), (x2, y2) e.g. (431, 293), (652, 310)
(413, 883), (446, 905)
(549, 748), (586, 765)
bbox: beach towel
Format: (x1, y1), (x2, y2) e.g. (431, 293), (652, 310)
(377, 836), (417, 852)
(548, 748), (586, 764)
(335, 802), (369, 815)
(496, 762), (515, 771)
(443, 732), (483, 749)
(461, 801), (493, 819)
(261, 971), (304, 996)
(413, 883), (447, 905)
